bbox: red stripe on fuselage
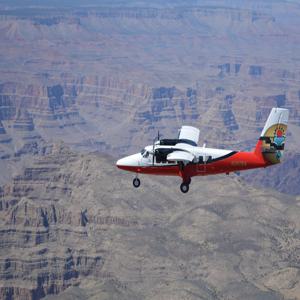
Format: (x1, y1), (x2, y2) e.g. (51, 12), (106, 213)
(116, 151), (268, 178)
(117, 164), (179, 176)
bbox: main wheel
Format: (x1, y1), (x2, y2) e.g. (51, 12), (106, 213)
(133, 178), (141, 188)
(180, 183), (189, 193)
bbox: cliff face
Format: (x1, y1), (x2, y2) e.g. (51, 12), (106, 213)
(0, 145), (103, 300)
(1, 75), (300, 192)
(0, 4), (300, 190)
(0, 145), (300, 300)
(0, 82), (83, 129)
(242, 152), (300, 196)
(1, 73), (300, 150)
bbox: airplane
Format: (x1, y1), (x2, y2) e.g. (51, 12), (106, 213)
(116, 107), (289, 193)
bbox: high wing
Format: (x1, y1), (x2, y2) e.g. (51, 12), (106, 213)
(165, 126), (200, 163)
(178, 126), (200, 146)
(167, 150), (195, 163)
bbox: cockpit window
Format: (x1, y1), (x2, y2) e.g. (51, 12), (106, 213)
(141, 148), (149, 158)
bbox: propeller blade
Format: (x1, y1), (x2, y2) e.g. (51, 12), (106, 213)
(152, 136), (155, 166)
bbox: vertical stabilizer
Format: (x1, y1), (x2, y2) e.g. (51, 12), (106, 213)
(254, 107), (289, 164)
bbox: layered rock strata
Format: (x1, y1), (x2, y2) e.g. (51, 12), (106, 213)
(0, 144), (300, 299)
(1, 3), (300, 192)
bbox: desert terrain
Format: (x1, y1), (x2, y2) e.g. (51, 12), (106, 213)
(0, 1), (300, 299)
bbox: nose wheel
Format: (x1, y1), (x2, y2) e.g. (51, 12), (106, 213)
(180, 182), (189, 193)
(133, 177), (141, 188)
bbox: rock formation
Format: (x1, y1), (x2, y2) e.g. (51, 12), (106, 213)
(0, 3), (300, 297)
(0, 1), (300, 158)
(0, 120), (11, 145)
(0, 144), (299, 299)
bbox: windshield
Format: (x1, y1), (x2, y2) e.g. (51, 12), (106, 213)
(140, 148), (146, 155)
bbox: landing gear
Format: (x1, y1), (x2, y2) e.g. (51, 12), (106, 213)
(178, 162), (184, 171)
(133, 177), (141, 188)
(180, 182), (189, 193)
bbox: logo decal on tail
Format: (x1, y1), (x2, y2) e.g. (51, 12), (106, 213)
(273, 127), (285, 149)
(256, 108), (289, 164)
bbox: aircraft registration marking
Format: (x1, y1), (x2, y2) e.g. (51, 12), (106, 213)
(231, 161), (247, 167)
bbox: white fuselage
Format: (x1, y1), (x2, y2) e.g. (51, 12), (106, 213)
(116, 143), (233, 167)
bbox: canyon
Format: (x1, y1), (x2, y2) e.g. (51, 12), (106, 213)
(0, 1), (300, 193)
(1, 143), (300, 300)
(0, 1), (300, 299)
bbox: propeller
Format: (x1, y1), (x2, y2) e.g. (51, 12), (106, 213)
(152, 130), (161, 165)
(152, 139), (155, 165)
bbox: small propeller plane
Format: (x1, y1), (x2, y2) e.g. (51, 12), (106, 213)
(116, 107), (289, 193)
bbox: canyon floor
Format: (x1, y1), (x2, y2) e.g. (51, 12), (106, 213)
(0, 144), (300, 300)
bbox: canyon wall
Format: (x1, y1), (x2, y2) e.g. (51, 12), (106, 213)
(0, 144), (300, 299)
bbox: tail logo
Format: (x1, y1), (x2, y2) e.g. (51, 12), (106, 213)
(258, 108), (289, 164)
(260, 124), (287, 164)
(272, 126), (286, 150)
